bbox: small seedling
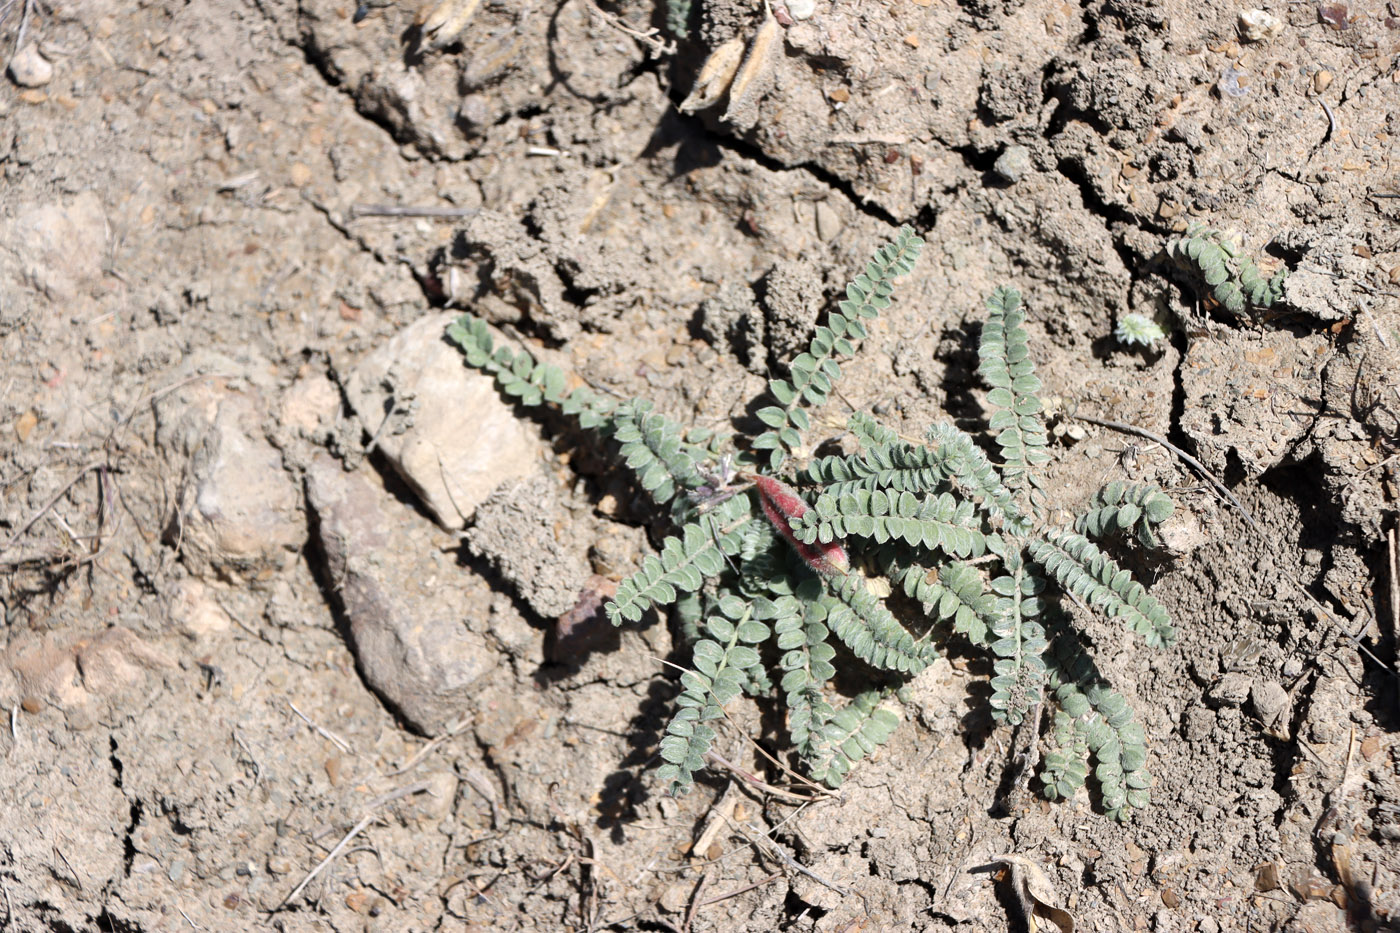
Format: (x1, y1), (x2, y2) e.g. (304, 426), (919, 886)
(449, 226), (1178, 820)
(1115, 312), (1166, 347)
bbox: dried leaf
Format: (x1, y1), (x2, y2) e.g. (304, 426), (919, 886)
(721, 14), (779, 122)
(679, 38), (745, 113)
(991, 855), (1075, 933)
(419, 0), (483, 50)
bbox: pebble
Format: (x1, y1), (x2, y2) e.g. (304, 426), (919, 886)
(786, 0), (816, 18)
(7, 44), (52, 88)
(1237, 9), (1283, 41)
(993, 144), (1033, 183)
(1314, 69), (1333, 93)
(814, 200), (844, 241)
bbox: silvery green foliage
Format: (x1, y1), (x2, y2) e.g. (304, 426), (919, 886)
(448, 226), (1177, 820)
(1166, 222), (1287, 317)
(664, 0), (691, 37)
(1115, 313), (1166, 347)
(1076, 481), (1174, 549)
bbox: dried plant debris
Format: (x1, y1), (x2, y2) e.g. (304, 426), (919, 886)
(417, 0), (482, 51)
(679, 37), (745, 113)
(989, 855), (1075, 933)
(722, 13), (780, 123)
(448, 227), (1177, 820)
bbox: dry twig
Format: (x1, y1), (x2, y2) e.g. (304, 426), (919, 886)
(277, 782), (432, 909)
(348, 203), (480, 219)
(287, 700), (354, 754)
(1069, 411), (1259, 531)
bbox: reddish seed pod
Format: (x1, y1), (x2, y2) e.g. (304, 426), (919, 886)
(746, 473), (849, 576)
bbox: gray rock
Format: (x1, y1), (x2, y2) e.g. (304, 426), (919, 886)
(305, 455), (499, 733)
(344, 311), (540, 531)
(172, 393), (304, 584)
(993, 144), (1033, 184)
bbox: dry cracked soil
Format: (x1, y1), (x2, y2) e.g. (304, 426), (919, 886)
(1, 0), (1399, 930)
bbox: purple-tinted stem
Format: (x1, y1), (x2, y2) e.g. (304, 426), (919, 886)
(746, 473), (849, 576)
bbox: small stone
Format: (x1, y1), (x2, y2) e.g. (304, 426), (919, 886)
(659, 881), (693, 913)
(1237, 9), (1283, 41)
(65, 704), (98, 731)
(267, 856), (292, 875)
(993, 144), (1033, 183)
(170, 393), (305, 584)
(7, 44), (53, 88)
(14, 410), (36, 442)
(814, 201), (844, 242)
(786, 0), (816, 18)
(20, 696), (41, 714)
(1314, 70), (1333, 93)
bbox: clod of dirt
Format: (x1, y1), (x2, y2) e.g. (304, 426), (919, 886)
(344, 311), (540, 530)
(467, 468), (590, 619)
(1178, 329), (1329, 476)
(306, 454), (500, 733)
(7, 43), (53, 87)
(169, 393), (305, 584)
(697, 280), (765, 372)
(761, 257), (828, 367)
(1250, 679), (1290, 734)
(1238, 9), (1284, 41)
(3, 191), (106, 305)
(2, 628), (174, 712)
(278, 371), (340, 441)
(166, 579), (233, 643)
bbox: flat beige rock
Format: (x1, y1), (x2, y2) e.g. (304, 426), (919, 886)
(344, 311), (541, 530)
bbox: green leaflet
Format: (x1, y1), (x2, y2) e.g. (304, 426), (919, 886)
(790, 488), (986, 558)
(976, 287), (1050, 504)
(756, 225), (924, 469)
(1166, 222), (1287, 317)
(1028, 529), (1177, 649)
(824, 571), (938, 674)
(606, 495), (752, 625)
(1075, 481), (1175, 548)
(1043, 620), (1151, 820)
(805, 689), (902, 787)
